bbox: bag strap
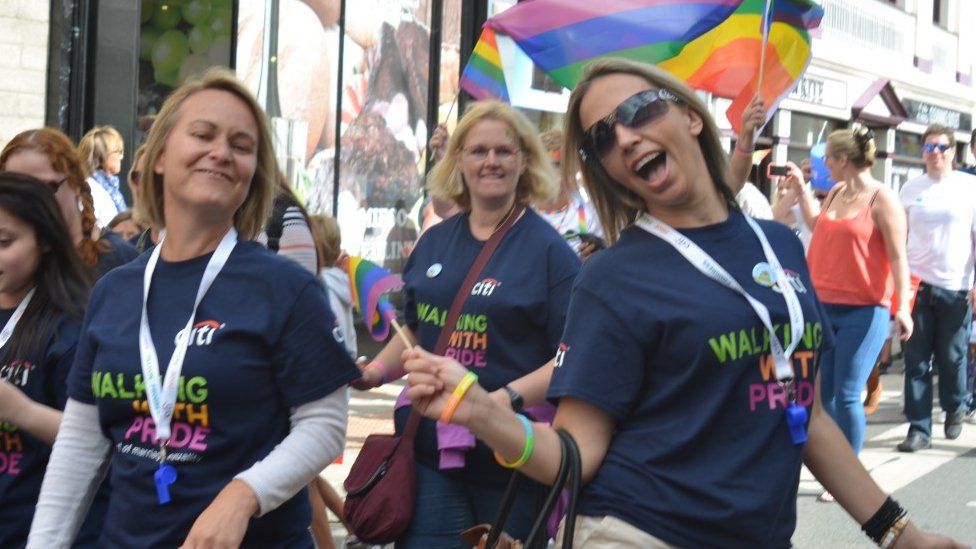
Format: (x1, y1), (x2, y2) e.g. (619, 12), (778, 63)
(403, 205), (525, 438)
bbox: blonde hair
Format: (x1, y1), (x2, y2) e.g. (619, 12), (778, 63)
(309, 214), (341, 271)
(826, 127), (876, 168)
(427, 101), (557, 209)
(78, 125), (124, 173)
(563, 59), (736, 243)
(139, 68), (276, 239)
(539, 128), (564, 152)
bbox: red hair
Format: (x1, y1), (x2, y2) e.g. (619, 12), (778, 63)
(0, 128), (102, 267)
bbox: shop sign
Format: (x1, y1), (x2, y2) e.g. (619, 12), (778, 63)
(904, 99), (972, 132)
(788, 76), (847, 110)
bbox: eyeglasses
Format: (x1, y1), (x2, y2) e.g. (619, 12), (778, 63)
(579, 88), (681, 162)
(922, 143), (952, 154)
(43, 176), (68, 194)
(462, 146), (521, 162)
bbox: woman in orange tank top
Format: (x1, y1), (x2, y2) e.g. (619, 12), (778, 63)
(788, 128), (912, 462)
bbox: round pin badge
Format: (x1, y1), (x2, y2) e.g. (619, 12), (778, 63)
(752, 262), (775, 288)
(426, 263), (443, 278)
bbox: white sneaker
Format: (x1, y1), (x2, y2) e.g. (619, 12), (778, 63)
(966, 408), (976, 424)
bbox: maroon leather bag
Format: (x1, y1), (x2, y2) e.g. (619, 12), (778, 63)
(343, 206), (524, 544)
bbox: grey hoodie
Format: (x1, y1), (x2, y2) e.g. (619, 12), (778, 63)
(321, 267), (357, 358)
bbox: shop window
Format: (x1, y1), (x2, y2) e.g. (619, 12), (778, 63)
(932, 0), (948, 27)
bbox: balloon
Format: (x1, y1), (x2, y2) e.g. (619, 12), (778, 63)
(809, 143), (836, 191)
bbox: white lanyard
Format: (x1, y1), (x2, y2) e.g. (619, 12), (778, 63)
(635, 213), (804, 385)
(139, 228), (237, 444)
(0, 287), (35, 351)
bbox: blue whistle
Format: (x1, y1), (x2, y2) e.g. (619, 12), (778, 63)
(784, 403), (808, 445)
(154, 463), (177, 505)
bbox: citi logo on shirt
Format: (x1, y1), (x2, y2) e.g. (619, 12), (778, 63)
(471, 278), (501, 297)
(554, 342), (570, 368)
(175, 320), (225, 347)
(0, 360), (34, 387)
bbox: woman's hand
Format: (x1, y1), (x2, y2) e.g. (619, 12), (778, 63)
(894, 309), (914, 341)
(892, 521), (970, 548)
(349, 357), (380, 390)
(181, 479), (259, 549)
(741, 96), (766, 139)
(428, 124), (450, 163)
(0, 380), (29, 425)
(402, 346), (484, 426)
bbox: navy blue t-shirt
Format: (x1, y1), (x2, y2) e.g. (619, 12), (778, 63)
(0, 310), (79, 549)
(548, 210), (835, 547)
(67, 240), (359, 548)
(396, 209), (580, 483)
(95, 230), (139, 279)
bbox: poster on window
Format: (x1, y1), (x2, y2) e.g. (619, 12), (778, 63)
(235, 0), (461, 273)
(137, 1), (236, 136)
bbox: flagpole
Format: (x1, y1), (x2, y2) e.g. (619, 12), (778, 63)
(390, 317), (415, 348)
(756, 0), (773, 96)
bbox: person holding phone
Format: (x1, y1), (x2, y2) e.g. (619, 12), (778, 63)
(786, 129), (912, 481)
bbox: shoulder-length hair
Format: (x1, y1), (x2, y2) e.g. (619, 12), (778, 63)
(138, 68), (276, 239)
(78, 125), (124, 173)
(427, 101), (557, 210)
(0, 172), (92, 366)
(563, 58), (736, 243)
(0, 128), (103, 267)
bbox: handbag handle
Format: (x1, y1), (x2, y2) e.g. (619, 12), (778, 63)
(403, 205), (525, 438)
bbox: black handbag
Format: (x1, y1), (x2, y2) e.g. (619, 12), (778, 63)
(461, 428), (582, 549)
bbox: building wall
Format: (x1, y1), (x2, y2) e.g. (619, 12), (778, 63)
(0, 1), (50, 151)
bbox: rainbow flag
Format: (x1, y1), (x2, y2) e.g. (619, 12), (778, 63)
(346, 256), (404, 341)
(485, 0), (742, 90)
(460, 27), (510, 101)
(658, 0), (823, 132)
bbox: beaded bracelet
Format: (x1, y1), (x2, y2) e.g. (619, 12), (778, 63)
(439, 371), (479, 424)
(862, 496), (907, 545)
(494, 414), (535, 469)
(367, 361), (388, 386)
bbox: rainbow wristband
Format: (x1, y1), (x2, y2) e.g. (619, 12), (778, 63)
(494, 414), (534, 469)
(736, 140), (754, 155)
(439, 371), (479, 424)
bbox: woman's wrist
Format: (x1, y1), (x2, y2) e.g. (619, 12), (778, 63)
(367, 361), (387, 387)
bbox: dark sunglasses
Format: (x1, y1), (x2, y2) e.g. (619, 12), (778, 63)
(922, 143), (952, 154)
(578, 88), (681, 162)
(43, 176), (68, 194)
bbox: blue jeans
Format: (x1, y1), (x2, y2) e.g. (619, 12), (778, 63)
(904, 283), (972, 438)
(819, 304), (890, 453)
(396, 460), (545, 549)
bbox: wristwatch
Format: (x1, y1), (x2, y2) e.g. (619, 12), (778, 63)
(503, 385), (524, 412)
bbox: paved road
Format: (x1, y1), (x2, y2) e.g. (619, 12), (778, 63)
(322, 365), (976, 547)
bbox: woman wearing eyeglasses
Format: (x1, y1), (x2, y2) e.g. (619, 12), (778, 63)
(353, 101), (580, 547)
(783, 128), (912, 478)
(1, 128), (139, 279)
(79, 126), (128, 228)
(401, 60), (963, 547)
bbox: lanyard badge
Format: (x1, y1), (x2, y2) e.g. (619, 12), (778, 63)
(139, 228), (237, 504)
(635, 213), (807, 445)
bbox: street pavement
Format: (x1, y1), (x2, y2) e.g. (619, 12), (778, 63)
(321, 364), (976, 547)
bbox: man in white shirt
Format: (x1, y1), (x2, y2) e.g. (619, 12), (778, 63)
(897, 125), (976, 451)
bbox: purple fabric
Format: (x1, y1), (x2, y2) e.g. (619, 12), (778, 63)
(395, 388), (557, 470)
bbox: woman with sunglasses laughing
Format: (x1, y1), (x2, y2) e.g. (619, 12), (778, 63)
(400, 59), (964, 547)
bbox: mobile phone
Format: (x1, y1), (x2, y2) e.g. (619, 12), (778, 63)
(767, 164), (790, 178)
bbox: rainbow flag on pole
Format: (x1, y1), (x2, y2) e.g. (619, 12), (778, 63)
(659, 0), (823, 132)
(460, 27), (510, 101)
(485, 0), (742, 90)
(346, 256), (404, 341)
